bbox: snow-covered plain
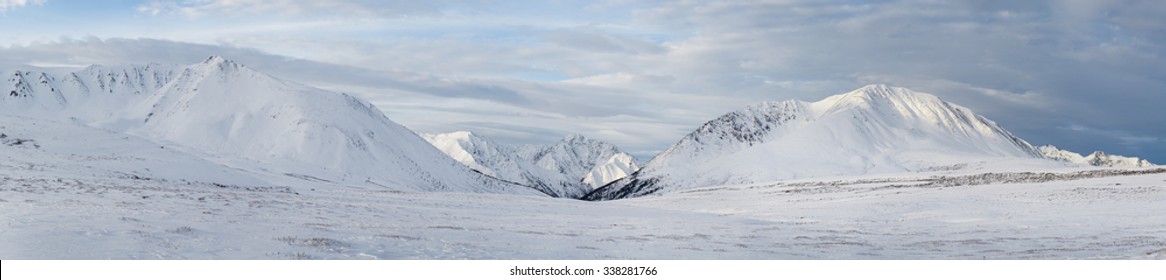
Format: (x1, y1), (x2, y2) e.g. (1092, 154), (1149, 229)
(3, 120), (1163, 259)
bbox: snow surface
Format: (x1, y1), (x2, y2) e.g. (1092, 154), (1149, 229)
(587, 85), (1063, 200)
(422, 131), (639, 198)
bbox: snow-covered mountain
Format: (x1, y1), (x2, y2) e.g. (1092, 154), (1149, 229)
(3, 63), (182, 122)
(1038, 145), (1155, 168)
(585, 84), (1049, 200)
(1, 56), (542, 195)
(516, 134), (642, 189)
(582, 152), (638, 189)
(423, 132), (639, 198)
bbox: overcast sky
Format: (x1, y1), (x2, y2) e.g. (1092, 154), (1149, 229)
(2, 0), (1163, 163)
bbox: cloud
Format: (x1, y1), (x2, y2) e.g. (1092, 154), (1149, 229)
(135, 0), (441, 18)
(542, 29), (665, 54)
(0, 0), (44, 13)
(0, 38), (542, 109)
(1052, 124), (1163, 157)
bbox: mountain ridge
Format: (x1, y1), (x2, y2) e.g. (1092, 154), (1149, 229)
(2, 56), (544, 196)
(1038, 145), (1154, 168)
(585, 84), (1053, 200)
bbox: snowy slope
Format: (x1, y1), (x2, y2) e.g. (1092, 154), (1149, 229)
(582, 152), (639, 189)
(586, 84), (1052, 200)
(421, 131), (510, 178)
(1038, 145), (1155, 168)
(0, 115), (272, 186)
(423, 132), (639, 198)
(1, 57), (542, 195)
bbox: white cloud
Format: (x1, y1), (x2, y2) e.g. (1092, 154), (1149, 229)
(1118, 136), (1158, 145)
(0, 0), (45, 13)
(542, 29), (665, 54)
(1058, 124), (1161, 149)
(135, 0), (441, 18)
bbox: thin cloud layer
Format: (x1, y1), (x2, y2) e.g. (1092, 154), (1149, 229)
(0, 0), (44, 13)
(135, 0), (442, 18)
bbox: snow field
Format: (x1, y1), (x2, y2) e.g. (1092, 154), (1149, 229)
(3, 164), (1163, 259)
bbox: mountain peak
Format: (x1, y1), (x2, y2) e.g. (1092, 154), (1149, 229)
(848, 84), (923, 97)
(561, 133), (592, 143)
(203, 55), (227, 64)
(854, 83), (897, 93)
(832, 84), (941, 106)
(200, 55), (243, 70)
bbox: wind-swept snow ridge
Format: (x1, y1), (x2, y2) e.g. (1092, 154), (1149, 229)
(1, 56), (543, 195)
(586, 84), (1048, 200)
(423, 132), (639, 198)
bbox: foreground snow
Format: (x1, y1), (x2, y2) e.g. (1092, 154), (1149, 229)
(2, 163), (1162, 259)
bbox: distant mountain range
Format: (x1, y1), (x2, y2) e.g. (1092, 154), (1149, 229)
(3, 59), (1152, 201)
(1038, 145), (1154, 168)
(422, 132), (639, 198)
